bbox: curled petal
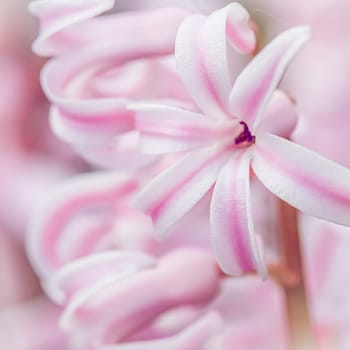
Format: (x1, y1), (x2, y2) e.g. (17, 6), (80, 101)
(132, 104), (239, 153)
(256, 90), (298, 138)
(41, 8), (188, 144)
(210, 151), (266, 277)
(175, 4), (255, 120)
(60, 249), (219, 342)
(229, 26), (311, 128)
(74, 132), (158, 170)
(30, 0), (114, 56)
(252, 133), (350, 226)
(31, 2), (188, 57)
(27, 172), (139, 278)
(104, 312), (222, 350)
(45, 251), (156, 304)
(49, 103), (134, 145)
(136, 146), (231, 237)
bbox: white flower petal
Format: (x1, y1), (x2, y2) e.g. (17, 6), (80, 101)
(253, 133), (350, 226)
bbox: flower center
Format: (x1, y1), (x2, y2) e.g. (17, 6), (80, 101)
(234, 121), (255, 146)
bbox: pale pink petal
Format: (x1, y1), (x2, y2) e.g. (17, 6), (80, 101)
(74, 132), (158, 170)
(132, 103), (239, 153)
(229, 26), (310, 128)
(252, 133), (350, 226)
(45, 251), (156, 304)
(41, 8), (188, 145)
(49, 103), (134, 145)
(126, 306), (201, 341)
(30, 0), (114, 56)
(60, 249), (219, 342)
(175, 4), (255, 120)
(109, 312), (222, 350)
(135, 146), (231, 237)
(27, 172), (139, 278)
(255, 90), (298, 138)
(210, 151), (266, 277)
(31, 1), (188, 57)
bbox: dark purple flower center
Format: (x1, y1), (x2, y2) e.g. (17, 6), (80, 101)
(234, 121), (255, 146)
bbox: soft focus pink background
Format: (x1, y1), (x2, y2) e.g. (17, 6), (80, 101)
(0, 1), (82, 348)
(1, 1), (350, 349)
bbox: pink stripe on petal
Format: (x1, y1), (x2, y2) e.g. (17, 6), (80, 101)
(45, 251), (156, 304)
(175, 4), (255, 120)
(229, 26), (311, 128)
(252, 133), (350, 226)
(30, 0), (114, 56)
(56, 218), (112, 262)
(136, 146), (231, 237)
(210, 151), (266, 277)
(198, 4), (255, 115)
(50, 105), (134, 145)
(133, 104), (238, 153)
(60, 249), (219, 342)
(27, 172), (139, 278)
(176, 15), (226, 119)
(225, 4), (256, 54)
(42, 52), (157, 144)
(41, 8), (188, 145)
(31, 2), (189, 57)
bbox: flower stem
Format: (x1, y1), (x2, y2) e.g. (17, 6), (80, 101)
(274, 199), (318, 350)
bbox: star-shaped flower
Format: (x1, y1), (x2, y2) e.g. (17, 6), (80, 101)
(132, 5), (350, 277)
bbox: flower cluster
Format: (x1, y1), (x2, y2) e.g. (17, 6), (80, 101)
(25, 0), (350, 349)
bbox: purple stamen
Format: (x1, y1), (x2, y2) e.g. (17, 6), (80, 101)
(234, 121), (255, 145)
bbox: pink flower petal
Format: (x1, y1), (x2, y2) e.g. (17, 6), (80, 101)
(210, 151), (266, 277)
(229, 26), (310, 128)
(30, 0), (114, 56)
(41, 8), (188, 145)
(255, 90), (298, 138)
(45, 251), (156, 304)
(49, 103), (134, 145)
(175, 4), (255, 120)
(112, 312), (222, 350)
(252, 133), (350, 226)
(27, 172), (139, 278)
(60, 249), (219, 343)
(31, 1), (188, 57)
(74, 132), (158, 170)
(132, 103), (239, 153)
(135, 146), (231, 237)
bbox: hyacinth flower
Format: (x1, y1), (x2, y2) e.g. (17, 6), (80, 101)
(132, 8), (350, 280)
(27, 2), (350, 349)
(42, 248), (224, 349)
(27, 172), (143, 278)
(27, 165), (285, 349)
(26, 171), (216, 349)
(26, 172), (348, 349)
(42, 246), (287, 349)
(30, 0), (189, 170)
(27, 169), (214, 279)
(32, 1), (257, 170)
